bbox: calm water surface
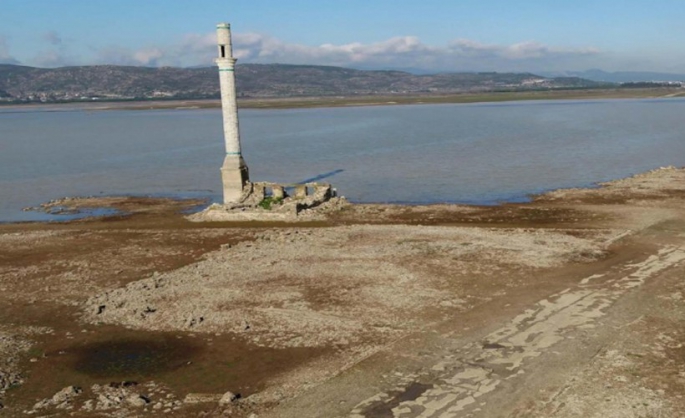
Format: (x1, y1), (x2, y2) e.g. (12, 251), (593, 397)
(2, 99), (685, 222)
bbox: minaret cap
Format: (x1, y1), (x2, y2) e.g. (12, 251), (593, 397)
(216, 22), (233, 59)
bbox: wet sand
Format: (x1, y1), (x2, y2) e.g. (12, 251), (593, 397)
(3, 167), (685, 417)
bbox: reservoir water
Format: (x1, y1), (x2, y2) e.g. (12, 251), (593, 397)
(2, 98), (685, 222)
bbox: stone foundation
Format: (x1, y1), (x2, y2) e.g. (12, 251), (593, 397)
(220, 154), (249, 204)
(187, 182), (345, 222)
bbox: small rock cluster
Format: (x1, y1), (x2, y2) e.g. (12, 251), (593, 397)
(87, 382), (153, 411)
(32, 385), (82, 411)
(25, 381), (242, 415)
(183, 390), (239, 405)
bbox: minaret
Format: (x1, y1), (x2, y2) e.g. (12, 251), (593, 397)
(216, 22), (249, 204)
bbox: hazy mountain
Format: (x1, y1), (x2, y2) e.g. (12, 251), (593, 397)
(0, 63), (612, 104)
(541, 69), (685, 83)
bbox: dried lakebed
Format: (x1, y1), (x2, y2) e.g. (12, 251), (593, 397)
(2, 167), (685, 417)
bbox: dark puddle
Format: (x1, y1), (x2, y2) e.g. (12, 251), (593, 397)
(10, 326), (328, 410)
(69, 336), (199, 378)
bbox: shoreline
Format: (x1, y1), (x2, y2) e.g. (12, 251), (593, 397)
(1, 87), (684, 112)
(0, 180), (604, 225)
(0, 165), (666, 225)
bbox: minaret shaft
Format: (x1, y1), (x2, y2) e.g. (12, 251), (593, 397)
(216, 22), (249, 204)
(218, 66), (241, 154)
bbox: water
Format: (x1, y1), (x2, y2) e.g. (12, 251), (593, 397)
(2, 98), (685, 222)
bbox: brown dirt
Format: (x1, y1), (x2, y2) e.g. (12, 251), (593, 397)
(3, 167), (685, 417)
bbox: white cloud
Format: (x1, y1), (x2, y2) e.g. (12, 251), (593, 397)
(158, 31), (601, 71)
(30, 31), (82, 68)
(32, 50), (73, 67)
(42, 30), (62, 46)
(133, 48), (165, 66)
(219, 32), (601, 71)
(449, 39), (600, 60)
(92, 45), (179, 67)
(20, 30), (606, 72)
(226, 33), (440, 67)
(0, 35), (20, 65)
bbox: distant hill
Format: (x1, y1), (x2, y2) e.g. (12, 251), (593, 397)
(542, 69), (685, 83)
(0, 63), (613, 104)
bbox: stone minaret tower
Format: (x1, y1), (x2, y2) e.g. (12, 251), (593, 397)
(216, 22), (249, 204)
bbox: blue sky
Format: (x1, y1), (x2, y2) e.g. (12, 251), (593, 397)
(1, 0), (684, 73)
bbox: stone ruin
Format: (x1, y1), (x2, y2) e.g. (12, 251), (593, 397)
(187, 181), (345, 222)
(194, 24), (346, 223)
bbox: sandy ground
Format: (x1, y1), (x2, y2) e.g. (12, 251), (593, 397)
(2, 167), (685, 417)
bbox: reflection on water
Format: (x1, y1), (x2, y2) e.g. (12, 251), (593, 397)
(2, 98), (685, 222)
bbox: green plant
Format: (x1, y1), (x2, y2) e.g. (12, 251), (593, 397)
(6, 381), (22, 392)
(258, 196), (283, 210)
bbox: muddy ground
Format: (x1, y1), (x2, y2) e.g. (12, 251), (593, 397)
(2, 167), (685, 417)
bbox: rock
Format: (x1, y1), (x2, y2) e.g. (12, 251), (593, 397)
(90, 381), (154, 410)
(184, 393), (222, 404)
(81, 400), (94, 411)
(109, 381), (137, 388)
(33, 399), (51, 410)
(126, 394), (150, 407)
(55, 400), (72, 410)
(185, 315), (204, 328)
(32, 385), (82, 410)
(219, 391), (239, 405)
(0, 372), (19, 392)
(97, 393), (120, 409)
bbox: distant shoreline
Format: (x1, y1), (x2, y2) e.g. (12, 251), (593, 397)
(1, 87), (684, 112)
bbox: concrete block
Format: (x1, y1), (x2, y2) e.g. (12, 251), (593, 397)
(294, 185), (308, 199)
(272, 185), (286, 200)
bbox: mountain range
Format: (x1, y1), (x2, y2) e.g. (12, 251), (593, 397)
(0, 63), (613, 104)
(540, 69), (685, 83)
